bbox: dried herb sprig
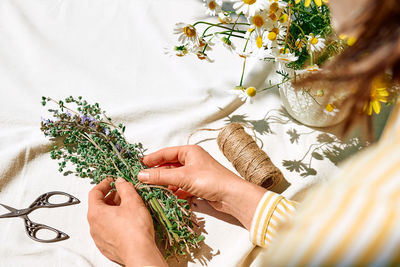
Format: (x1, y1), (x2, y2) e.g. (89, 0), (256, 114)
(40, 96), (204, 258)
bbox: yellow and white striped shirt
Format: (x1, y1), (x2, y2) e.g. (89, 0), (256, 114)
(249, 102), (400, 266)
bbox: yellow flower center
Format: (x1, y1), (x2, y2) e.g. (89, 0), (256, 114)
(246, 87), (257, 97)
(252, 15), (265, 28)
(268, 31), (277, 41)
(208, 1), (216, 10)
(310, 37), (319, 45)
(295, 39), (304, 49)
(243, 0), (256, 4)
(279, 48), (289, 54)
(279, 14), (288, 23)
(270, 3), (279, 12)
(271, 27), (280, 34)
(325, 104), (335, 112)
(347, 37), (357, 46)
(183, 26), (196, 37)
(256, 36), (263, 48)
(269, 12), (277, 21)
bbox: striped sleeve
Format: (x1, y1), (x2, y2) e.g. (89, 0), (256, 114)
(249, 191), (297, 247)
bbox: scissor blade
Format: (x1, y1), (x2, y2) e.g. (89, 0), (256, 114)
(0, 203), (19, 218)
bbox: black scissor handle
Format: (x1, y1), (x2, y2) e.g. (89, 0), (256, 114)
(23, 217), (69, 243)
(28, 191), (80, 211)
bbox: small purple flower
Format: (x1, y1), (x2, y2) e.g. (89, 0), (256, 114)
(66, 111), (72, 117)
(115, 143), (121, 151)
(104, 128), (110, 136)
(81, 115), (89, 123)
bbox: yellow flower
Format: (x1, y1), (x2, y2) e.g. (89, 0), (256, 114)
(295, 0), (327, 7)
(363, 76), (389, 115)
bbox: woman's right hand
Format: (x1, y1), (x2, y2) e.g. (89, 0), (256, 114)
(137, 145), (266, 229)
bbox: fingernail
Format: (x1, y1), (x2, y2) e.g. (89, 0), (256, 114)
(116, 177), (125, 183)
(138, 171), (149, 182)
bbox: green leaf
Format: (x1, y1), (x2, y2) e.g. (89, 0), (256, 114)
(311, 152), (324, 160)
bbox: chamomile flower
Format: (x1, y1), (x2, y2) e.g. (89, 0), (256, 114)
(248, 10), (269, 36)
(218, 12), (233, 24)
(295, 0), (328, 7)
(295, 38), (305, 52)
(230, 0), (268, 17)
(235, 50), (252, 58)
(363, 75), (389, 115)
(268, 0), (288, 13)
(215, 33), (236, 53)
(164, 45), (189, 57)
(275, 47), (298, 64)
(195, 51), (214, 62)
(324, 103), (339, 116)
(203, 0), (222, 16)
(193, 37), (214, 52)
(296, 64), (321, 75)
(231, 86), (257, 103)
(174, 23), (200, 47)
(264, 26), (285, 49)
(307, 34), (325, 52)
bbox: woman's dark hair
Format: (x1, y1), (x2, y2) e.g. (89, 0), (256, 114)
(294, 0), (400, 139)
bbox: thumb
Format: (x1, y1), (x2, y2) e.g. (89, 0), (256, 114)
(115, 177), (143, 205)
(138, 168), (185, 187)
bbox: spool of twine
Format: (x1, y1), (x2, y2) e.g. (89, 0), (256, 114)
(216, 123), (283, 189)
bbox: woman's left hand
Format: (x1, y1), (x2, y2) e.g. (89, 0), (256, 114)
(87, 177), (167, 267)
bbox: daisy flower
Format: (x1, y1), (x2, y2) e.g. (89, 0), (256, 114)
(218, 12), (233, 24)
(324, 103), (339, 116)
(174, 23), (200, 47)
(268, 0), (288, 13)
(307, 34), (325, 52)
(363, 76), (389, 115)
(264, 26), (285, 49)
(235, 50), (252, 58)
(164, 45), (189, 57)
(248, 10), (269, 36)
(203, 0), (222, 16)
(193, 37), (214, 52)
(231, 86), (257, 103)
(295, 0), (328, 7)
(275, 47), (298, 64)
(195, 51), (214, 62)
(296, 64), (321, 75)
(230, 0), (268, 17)
(295, 38), (305, 52)
(214, 34), (236, 53)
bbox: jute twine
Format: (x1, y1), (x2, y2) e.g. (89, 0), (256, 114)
(188, 123), (283, 189)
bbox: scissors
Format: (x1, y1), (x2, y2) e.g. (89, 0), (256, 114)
(0, 191), (80, 243)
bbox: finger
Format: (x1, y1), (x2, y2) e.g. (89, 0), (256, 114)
(168, 185), (179, 191)
(137, 167), (186, 188)
(114, 177), (144, 206)
(104, 190), (121, 206)
(175, 189), (193, 199)
(158, 163), (183, 169)
(141, 146), (191, 167)
(88, 178), (113, 207)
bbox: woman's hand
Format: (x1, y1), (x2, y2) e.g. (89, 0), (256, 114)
(138, 145), (266, 229)
(87, 177), (167, 267)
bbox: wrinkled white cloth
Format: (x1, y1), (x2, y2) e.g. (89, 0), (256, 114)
(0, 0), (384, 266)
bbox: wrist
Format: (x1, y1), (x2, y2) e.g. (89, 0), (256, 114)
(222, 178), (267, 230)
(123, 238), (167, 267)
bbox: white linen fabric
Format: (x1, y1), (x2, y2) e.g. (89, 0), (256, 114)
(0, 0), (382, 266)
